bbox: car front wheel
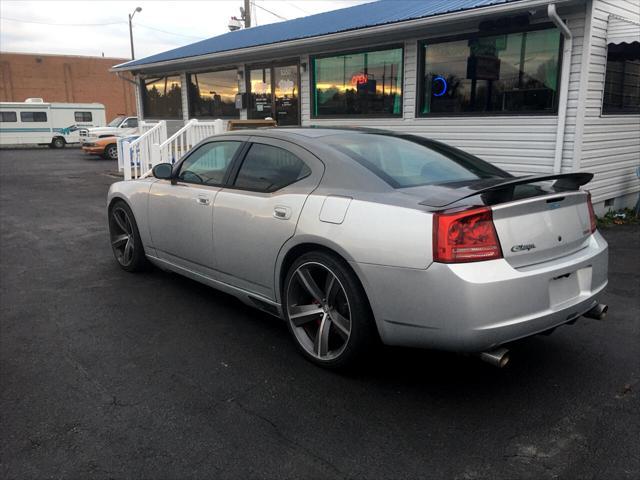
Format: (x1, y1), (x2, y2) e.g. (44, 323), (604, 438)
(103, 144), (118, 160)
(108, 200), (149, 272)
(283, 251), (377, 369)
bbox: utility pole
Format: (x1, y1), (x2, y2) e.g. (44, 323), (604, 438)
(129, 7), (142, 60)
(244, 0), (251, 27)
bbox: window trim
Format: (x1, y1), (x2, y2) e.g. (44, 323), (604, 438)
(601, 42), (640, 116)
(20, 111), (48, 122)
(140, 75), (184, 120)
(74, 111), (93, 122)
(173, 139), (247, 187)
(416, 22), (564, 118)
(227, 141), (312, 193)
(0, 111), (18, 122)
(187, 68), (241, 120)
(310, 43), (405, 119)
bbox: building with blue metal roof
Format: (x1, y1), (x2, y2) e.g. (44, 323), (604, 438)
(113, 0), (640, 212)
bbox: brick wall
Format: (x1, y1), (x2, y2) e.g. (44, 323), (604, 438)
(0, 52), (136, 121)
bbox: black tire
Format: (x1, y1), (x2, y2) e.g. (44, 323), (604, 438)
(108, 200), (149, 272)
(51, 137), (66, 149)
(283, 251), (377, 369)
(103, 143), (118, 160)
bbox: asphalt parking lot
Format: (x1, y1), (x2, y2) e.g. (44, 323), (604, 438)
(1, 147), (639, 479)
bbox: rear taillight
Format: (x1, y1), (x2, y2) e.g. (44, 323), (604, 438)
(433, 206), (503, 263)
(586, 192), (597, 233)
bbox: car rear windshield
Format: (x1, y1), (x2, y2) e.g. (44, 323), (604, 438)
(324, 133), (510, 188)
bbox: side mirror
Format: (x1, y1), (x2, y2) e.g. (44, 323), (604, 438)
(152, 163), (173, 180)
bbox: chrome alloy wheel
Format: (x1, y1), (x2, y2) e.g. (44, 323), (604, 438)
(286, 262), (352, 360)
(110, 206), (135, 267)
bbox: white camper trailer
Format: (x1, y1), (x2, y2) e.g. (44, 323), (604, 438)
(0, 98), (106, 147)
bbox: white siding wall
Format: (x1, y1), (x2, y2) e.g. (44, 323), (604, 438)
(578, 0), (640, 204)
(300, 13), (591, 178)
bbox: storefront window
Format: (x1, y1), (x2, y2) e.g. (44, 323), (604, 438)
(142, 75), (183, 119)
(188, 70), (239, 118)
(420, 28), (561, 115)
(312, 47), (403, 117)
(602, 42), (640, 114)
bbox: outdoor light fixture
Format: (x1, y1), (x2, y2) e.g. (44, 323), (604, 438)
(300, 62), (307, 73)
(129, 7), (143, 60)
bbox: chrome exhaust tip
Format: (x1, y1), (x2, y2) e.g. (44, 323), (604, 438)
(479, 347), (510, 368)
(584, 303), (608, 320)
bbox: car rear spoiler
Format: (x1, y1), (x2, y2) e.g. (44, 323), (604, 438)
(419, 172), (594, 208)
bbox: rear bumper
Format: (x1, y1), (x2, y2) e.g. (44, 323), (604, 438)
(354, 231), (608, 352)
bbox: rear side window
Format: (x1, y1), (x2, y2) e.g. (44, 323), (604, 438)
(0, 112), (17, 122)
(74, 112), (93, 122)
(325, 133), (509, 188)
(234, 143), (311, 192)
(21, 111), (47, 122)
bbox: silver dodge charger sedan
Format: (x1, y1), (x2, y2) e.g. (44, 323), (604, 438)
(107, 128), (608, 369)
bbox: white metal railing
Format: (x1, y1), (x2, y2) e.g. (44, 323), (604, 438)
(118, 121), (167, 180)
(152, 119), (224, 167)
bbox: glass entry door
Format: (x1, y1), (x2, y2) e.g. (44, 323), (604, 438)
(273, 65), (299, 126)
(248, 64), (299, 126)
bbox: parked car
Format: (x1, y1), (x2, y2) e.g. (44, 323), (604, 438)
(106, 128), (609, 369)
(82, 136), (119, 160)
(0, 98), (106, 148)
(80, 115), (138, 145)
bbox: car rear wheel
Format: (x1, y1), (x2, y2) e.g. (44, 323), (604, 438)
(103, 144), (118, 160)
(283, 251), (377, 369)
(108, 200), (149, 272)
(51, 137), (65, 149)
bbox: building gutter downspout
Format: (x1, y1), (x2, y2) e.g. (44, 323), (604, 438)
(548, 3), (572, 174)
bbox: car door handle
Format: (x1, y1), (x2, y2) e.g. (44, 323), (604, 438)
(196, 195), (210, 206)
(273, 206), (292, 220)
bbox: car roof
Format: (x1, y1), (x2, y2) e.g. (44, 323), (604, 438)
(218, 126), (388, 140)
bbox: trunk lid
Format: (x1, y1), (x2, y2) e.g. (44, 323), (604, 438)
(491, 192), (592, 268)
(411, 173), (595, 268)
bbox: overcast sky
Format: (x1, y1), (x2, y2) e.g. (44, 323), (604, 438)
(0, 1), (372, 60)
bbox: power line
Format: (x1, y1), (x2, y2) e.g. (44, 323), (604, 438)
(282, 1), (311, 15)
(253, 2), (288, 21)
(136, 23), (204, 40)
(0, 16), (204, 41)
(0, 16), (124, 27)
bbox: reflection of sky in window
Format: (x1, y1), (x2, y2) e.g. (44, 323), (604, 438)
(425, 29), (560, 90)
(192, 71), (238, 102)
(146, 76), (181, 95)
(315, 49), (403, 95)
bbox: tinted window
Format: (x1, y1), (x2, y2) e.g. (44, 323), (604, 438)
(312, 47), (403, 117)
(178, 141), (241, 185)
(0, 112), (17, 122)
(603, 42), (640, 114)
(74, 112), (93, 122)
(188, 70), (239, 118)
(142, 75), (183, 119)
(324, 133), (509, 188)
(21, 111), (47, 122)
(234, 144), (311, 192)
(420, 28), (561, 114)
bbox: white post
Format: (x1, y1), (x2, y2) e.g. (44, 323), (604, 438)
(151, 143), (161, 166)
(122, 140), (132, 180)
(214, 119), (224, 134)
